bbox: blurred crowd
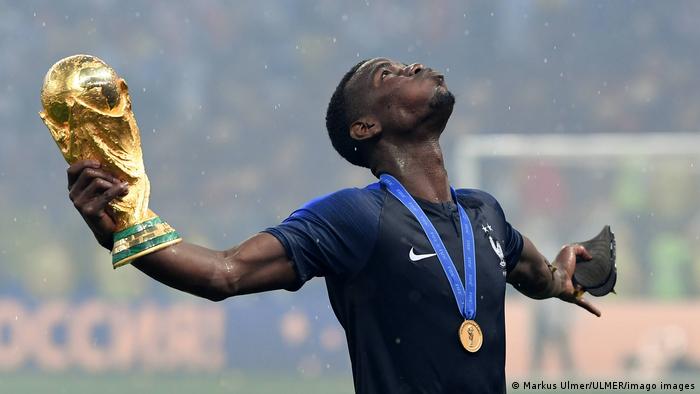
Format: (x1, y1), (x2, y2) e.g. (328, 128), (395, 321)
(1, 0), (699, 304)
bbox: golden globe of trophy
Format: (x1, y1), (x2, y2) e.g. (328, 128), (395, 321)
(39, 54), (181, 268)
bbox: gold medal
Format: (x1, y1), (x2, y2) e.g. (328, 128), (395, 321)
(459, 320), (483, 352)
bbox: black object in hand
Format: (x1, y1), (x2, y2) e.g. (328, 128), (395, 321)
(573, 225), (617, 297)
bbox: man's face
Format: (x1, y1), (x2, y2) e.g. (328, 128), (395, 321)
(347, 57), (454, 134)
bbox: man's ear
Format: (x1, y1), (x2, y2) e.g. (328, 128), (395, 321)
(349, 116), (382, 141)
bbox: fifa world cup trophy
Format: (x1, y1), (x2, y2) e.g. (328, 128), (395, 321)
(39, 54), (181, 268)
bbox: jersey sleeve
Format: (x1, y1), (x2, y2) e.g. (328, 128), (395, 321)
(500, 213), (524, 272)
(262, 186), (384, 290)
(457, 189), (524, 272)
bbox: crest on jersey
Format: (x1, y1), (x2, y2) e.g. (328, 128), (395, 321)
(482, 223), (507, 276)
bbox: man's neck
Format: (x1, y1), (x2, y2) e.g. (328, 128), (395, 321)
(372, 137), (452, 203)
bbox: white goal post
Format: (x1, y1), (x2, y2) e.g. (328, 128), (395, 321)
(453, 132), (700, 187)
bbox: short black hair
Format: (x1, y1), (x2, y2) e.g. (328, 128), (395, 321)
(326, 59), (375, 168)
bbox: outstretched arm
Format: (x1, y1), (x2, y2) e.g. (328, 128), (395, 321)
(67, 160), (299, 301)
(506, 235), (601, 317)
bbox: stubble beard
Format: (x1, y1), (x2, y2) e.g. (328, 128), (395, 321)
(429, 88), (456, 110)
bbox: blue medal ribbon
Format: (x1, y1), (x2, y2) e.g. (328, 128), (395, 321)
(379, 174), (477, 320)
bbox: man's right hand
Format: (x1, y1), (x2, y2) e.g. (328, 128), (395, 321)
(66, 160), (298, 301)
(67, 160), (129, 250)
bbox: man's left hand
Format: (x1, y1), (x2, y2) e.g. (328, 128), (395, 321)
(553, 244), (602, 317)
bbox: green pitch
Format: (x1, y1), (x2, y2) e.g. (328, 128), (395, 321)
(0, 373), (692, 393)
(0, 372), (355, 394)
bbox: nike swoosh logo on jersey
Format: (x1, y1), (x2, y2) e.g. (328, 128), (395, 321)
(409, 247), (437, 262)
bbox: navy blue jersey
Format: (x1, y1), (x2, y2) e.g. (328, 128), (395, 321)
(264, 181), (524, 394)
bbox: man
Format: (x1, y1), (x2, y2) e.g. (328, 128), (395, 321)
(67, 58), (600, 393)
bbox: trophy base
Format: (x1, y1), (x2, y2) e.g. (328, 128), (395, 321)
(111, 216), (182, 268)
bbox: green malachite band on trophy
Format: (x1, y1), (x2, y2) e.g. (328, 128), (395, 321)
(113, 216), (164, 240)
(111, 216), (181, 268)
(112, 231), (181, 267)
